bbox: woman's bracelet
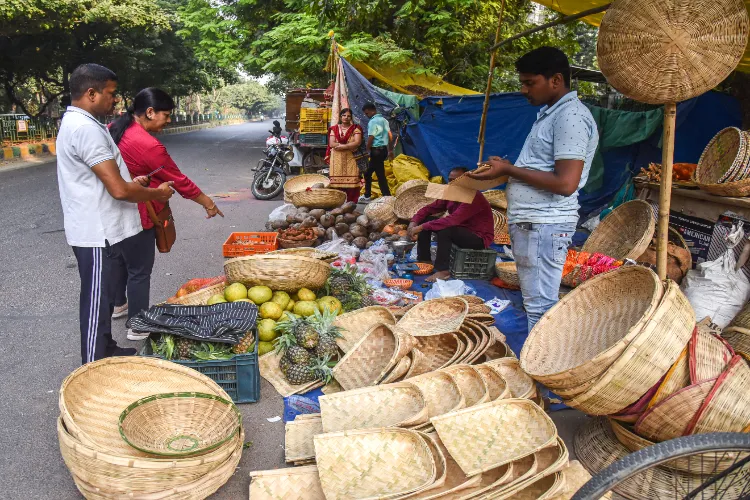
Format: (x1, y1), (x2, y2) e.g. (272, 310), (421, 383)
(206, 204), (217, 211)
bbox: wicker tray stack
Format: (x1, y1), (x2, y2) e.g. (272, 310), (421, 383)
(57, 357), (243, 499)
(253, 398), (591, 500)
(694, 127), (750, 197)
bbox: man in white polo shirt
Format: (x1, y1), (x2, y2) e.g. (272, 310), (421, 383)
(469, 47), (598, 332)
(57, 63), (175, 364)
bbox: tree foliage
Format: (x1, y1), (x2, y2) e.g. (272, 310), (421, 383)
(200, 81), (283, 115)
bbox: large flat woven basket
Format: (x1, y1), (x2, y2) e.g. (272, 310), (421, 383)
(223, 254), (330, 293)
(695, 128), (750, 185)
(582, 200), (655, 260)
(363, 196), (398, 225)
(393, 183), (435, 220)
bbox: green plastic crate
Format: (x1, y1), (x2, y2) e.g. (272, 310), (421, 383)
(449, 245), (497, 280)
(141, 337), (260, 404)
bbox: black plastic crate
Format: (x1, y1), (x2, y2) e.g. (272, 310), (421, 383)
(141, 337), (260, 403)
(449, 245), (497, 280)
(299, 133), (328, 147)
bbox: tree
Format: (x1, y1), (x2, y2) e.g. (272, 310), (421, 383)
(201, 81), (282, 115)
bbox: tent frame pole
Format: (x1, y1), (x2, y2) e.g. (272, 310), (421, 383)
(657, 102), (677, 280)
(478, 0), (506, 163)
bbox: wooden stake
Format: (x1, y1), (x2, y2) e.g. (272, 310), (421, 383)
(478, 0), (506, 163)
(657, 102), (677, 280)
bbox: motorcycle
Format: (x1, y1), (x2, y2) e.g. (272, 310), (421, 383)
(251, 130), (294, 200)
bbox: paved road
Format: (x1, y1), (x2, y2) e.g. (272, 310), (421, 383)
(0, 120), (587, 498)
(0, 121), (288, 499)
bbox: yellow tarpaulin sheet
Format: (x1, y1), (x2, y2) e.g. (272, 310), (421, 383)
(337, 45), (479, 96)
(361, 154), (434, 199)
(534, 0), (750, 73)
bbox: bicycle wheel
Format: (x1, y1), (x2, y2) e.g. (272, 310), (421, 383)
(573, 419), (750, 500)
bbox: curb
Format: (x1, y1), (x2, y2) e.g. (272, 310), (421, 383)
(1, 142), (56, 161)
(156, 120), (248, 136)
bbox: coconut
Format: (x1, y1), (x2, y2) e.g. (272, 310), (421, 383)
(335, 222), (349, 236)
(330, 208), (344, 217)
(343, 213), (357, 224)
(353, 236), (368, 249)
(309, 209), (326, 220)
(349, 224), (367, 238)
(341, 201), (357, 214)
(356, 215), (369, 227)
(286, 214), (297, 224)
(335, 215), (345, 225)
(342, 233), (354, 244)
(320, 214), (335, 228)
(313, 227), (326, 238)
(369, 219), (386, 232)
(300, 216), (316, 228)
(326, 227), (337, 240)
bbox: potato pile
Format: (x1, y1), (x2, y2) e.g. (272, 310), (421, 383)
(266, 201), (409, 249)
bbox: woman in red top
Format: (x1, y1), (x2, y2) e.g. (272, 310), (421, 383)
(109, 88), (223, 339)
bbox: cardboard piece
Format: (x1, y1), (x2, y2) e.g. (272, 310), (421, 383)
(426, 165), (509, 203)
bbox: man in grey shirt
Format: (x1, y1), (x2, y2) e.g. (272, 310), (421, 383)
(470, 47), (598, 332)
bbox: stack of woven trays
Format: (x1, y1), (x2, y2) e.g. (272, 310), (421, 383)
(253, 398), (594, 499)
(58, 357), (244, 499)
(694, 127), (750, 197)
(258, 296), (511, 398)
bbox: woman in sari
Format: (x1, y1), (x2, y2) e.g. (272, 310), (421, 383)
(327, 108), (363, 203)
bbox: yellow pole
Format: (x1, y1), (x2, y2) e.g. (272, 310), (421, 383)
(657, 102), (677, 280)
(478, 0), (506, 164)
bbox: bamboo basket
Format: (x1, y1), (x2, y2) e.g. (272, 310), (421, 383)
(455, 325), (481, 364)
(483, 190), (507, 210)
(722, 328), (750, 358)
(464, 319), (494, 363)
(726, 300), (750, 330)
(646, 345), (690, 409)
(441, 365), (489, 407)
(575, 417), (750, 500)
(407, 371), (466, 420)
(170, 283), (226, 306)
(403, 347), (433, 379)
(381, 355), (412, 384)
(394, 183), (435, 220)
(456, 295), (485, 305)
(597, 0), (749, 105)
(566, 282), (695, 415)
(259, 350), (324, 397)
(432, 399), (557, 477)
(474, 365), (511, 401)
(490, 439), (569, 500)
(268, 247), (338, 263)
(689, 327), (734, 383)
(319, 382), (428, 432)
(492, 209), (511, 245)
(223, 254), (330, 293)
(400, 432), (449, 498)
(277, 236), (317, 249)
(249, 465), (326, 500)
(494, 262), (520, 289)
(397, 297), (469, 337)
(57, 417), (241, 496)
(520, 266), (663, 391)
(364, 195), (398, 225)
(284, 415), (323, 463)
(118, 392), (241, 457)
(283, 174), (330, 199)
(288, 188), (346, 209)
(395, 179), (429, 197)
(551, 461), (596, 500)
(581, 200), (655, 260)
(332, 323), (399, 390)
(314, 428), (437, 500)
(477, 454), (538, 500)
(697, 177), (750, 197)
(412, 333), (463, 373)
(695, 128), (750, 184)
(477, 341), (511, 364)
(691, 355), (750, 434)
(333, 306), (396, 353)
(634, 379), (715, 442)
(59, 357), (231, 457)
(486, 358), (535, 399)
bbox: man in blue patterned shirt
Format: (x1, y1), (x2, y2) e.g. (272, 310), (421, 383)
(469, 47), (599, 332)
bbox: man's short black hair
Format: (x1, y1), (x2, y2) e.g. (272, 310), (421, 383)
(515, 47), (571, 88)
(450, 167), (469, 176)
(362, 102), (377, 113)
(69, 64), (118, 100)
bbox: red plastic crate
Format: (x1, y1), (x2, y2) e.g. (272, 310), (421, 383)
(223, 232), (278, 257)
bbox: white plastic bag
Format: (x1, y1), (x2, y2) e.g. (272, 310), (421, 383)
(357, 253), (390, 281)
(681, 223), (750, 327)
(268, 203), (297, 223)
(424, 279), (467, 300)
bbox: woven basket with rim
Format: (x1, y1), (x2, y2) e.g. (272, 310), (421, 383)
(520, 266), (663, 391)
(395, 178), (429, 197)
(249, 465), (326, 500)
(689, 327), (734, 383)
(597, 0), (750, 105)
(440, 365), (489, 407)
(284, 174), (330, 197)
(634, 378), (715, 442)
(581, 200), (655, 260)
(394, 183), (435, 220)
(319, 382), (428, 432)
(288, 188), (346, 209)
(407, 371), (466, 420)
(697, 177), (750, 197)
(465, 319), (495, 363)
(59, 357), (231, 457)
(118, 392), (241, 457)
(494, 261), (521, 289)
(723, 328), (750, 358)
(486, 358), (536, 399)
(170, 282), (226, 306)
(727, 300), (750, 330)
(284, 415), (323, 463)
(491, 439), (569, 500)
(412, 333), (463, 373)
(575, 417), (750, 500)
(646, 345), (690, 410)
(453, 330), (475, 365)
(691, 355), (750, 434)
(314, 428), (437, 500)
(396, 297), (469, 337)
(432, 398), (557, 477)
(483, 190), (507, 210)
(695, 128), (750, 185)
(223, 254), (330, 293)
(474, 364), (511, 401)
(364, 195), (398, 225)
(332, 306), (396, 353)
(57, 416), (241, 496)
(403, 348), (432, 379)
(332, 323), (400, 390)
(566, 282), (695, 415)
(413, 262), (434, 275)
(460, 323), (488, 364)
(277, 236), (317, 249)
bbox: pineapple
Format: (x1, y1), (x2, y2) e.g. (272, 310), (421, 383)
(285, 357), (333, 386)
(279, 354), (291, 375)
(361, 295), (377, 307)
(293, 318), (319, 349)
(314, 336), (339, 360)
(287, 345), (312, 365)
(232, 331), (255, 355)
(325, 265), (373, 312)
(175, 337), (196, 360)
(311, 308), (342, 359)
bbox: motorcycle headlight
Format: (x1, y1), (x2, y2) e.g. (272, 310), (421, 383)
(283, 150), (294, 162)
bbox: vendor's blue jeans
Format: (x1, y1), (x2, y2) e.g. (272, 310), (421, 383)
(509, 222), (575, 333)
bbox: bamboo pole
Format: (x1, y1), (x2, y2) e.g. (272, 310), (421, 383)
(657, 102), (677, 280)
(478, 0), (506, 163)
(488, 3), (611, 52)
